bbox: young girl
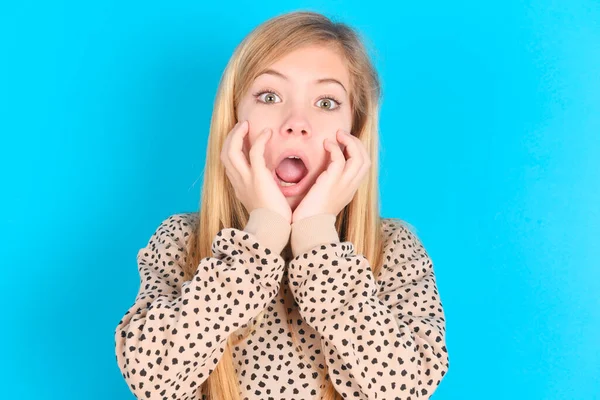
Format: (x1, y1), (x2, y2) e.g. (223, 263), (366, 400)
(115, 10), (449, 400)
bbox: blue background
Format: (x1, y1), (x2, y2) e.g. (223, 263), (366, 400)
(1, 1), (598, 399)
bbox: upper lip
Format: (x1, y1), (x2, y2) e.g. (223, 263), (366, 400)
(273, 148), (311, 173)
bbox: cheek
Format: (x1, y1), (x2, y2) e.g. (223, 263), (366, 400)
(321, 115), (350, 141)
(241, 124), (271, 161)
(321, 126), (346, 153)
(243, 117), (278, 158)
(242, 127), (264, 155)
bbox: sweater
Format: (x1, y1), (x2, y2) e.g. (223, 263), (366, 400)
(114, 207), (449, 400)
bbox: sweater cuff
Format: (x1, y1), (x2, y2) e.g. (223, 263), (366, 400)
(243, 208), (291, 255)
(291, 213), (340, 257)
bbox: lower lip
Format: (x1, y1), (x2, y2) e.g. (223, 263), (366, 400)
(273, 170), (311, 197)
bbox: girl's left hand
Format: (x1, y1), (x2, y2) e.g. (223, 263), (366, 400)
(291, 129), (371, 224)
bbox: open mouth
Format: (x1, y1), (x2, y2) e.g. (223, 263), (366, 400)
(276, 156), (307, 183)
(273, 156), (310, 196)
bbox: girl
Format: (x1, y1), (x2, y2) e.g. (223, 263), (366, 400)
(115, 10), (449, 400)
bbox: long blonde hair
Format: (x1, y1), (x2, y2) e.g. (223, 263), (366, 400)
(184, 10), (385, 400)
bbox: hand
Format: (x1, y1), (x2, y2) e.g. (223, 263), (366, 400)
(291, 129), (371, 224)
(220, 120), (292, 224)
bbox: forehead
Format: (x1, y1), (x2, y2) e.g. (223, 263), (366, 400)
(255, 45), (350, 89)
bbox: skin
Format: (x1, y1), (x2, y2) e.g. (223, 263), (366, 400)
(236, 44), (353, 211)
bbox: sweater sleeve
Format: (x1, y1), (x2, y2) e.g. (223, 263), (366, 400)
(114, 208), (291, 400)
(287, 214), (449, 400)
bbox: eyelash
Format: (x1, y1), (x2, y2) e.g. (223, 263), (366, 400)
(252, 87), (343, 111)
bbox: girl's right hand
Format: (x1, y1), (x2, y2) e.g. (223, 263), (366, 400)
(220, 120), (292, 224)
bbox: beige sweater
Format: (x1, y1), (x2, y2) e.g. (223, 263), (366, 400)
(114, 208), (449, 400)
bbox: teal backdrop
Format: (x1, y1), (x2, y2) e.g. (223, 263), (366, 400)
(1, 1), (598, 399)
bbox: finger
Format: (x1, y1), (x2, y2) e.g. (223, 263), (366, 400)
(353, 135), (371, 186)
(220, 121), (239, 164)
(336, 130), (363, 178)
(249, 127), (271, 170)
(224, 167), (239, 189)
(221, 121), (247, 185)
(223, 156), (244, 197)
(323, 138), (345, 178)
(220, 122), (238, 175)
(341, 132), (371, 188)
(228, 120), (251, 177)
(356, 132), (370, 164)
(242, 135), (250, 157)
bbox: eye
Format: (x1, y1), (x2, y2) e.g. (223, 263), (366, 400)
(316, 96), (342, 111)
(252, 88), (343, 112)
(253, 89), (282, 104)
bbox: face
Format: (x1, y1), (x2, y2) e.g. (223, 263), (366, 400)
(236, 44), (353, 210)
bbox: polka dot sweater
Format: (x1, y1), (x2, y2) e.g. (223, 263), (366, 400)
(114, 208), (449, 400)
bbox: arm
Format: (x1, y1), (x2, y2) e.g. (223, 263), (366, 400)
(287, 214), (449, 400)
(114, 208), (290, 400)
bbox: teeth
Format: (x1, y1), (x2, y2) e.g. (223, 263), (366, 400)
(287, 156), (300, 160)
(277, 176), (297, 187)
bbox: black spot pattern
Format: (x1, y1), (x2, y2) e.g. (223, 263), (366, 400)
(114, 213), (449, 400)
(287, 220), (449, 399)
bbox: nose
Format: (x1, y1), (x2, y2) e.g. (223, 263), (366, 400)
(280, 112), (311, 138)
(285, 126), (308, 136)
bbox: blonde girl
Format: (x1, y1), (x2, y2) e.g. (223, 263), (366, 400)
(115, 10), (449, 400)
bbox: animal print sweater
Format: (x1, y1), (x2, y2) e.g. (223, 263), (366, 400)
(114, 207), (449, 400)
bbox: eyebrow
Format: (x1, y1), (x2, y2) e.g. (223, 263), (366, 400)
(256, 68), (347, 94)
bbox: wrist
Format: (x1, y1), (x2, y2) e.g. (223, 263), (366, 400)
(244, 208), (292, 254)
(290, 213), (339, 257)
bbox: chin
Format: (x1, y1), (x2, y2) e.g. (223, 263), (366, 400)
(288, 197), (302, 211)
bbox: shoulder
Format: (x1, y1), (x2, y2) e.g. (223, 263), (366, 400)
(143, 211), (199, 251)
(379, 217), (430, 262)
